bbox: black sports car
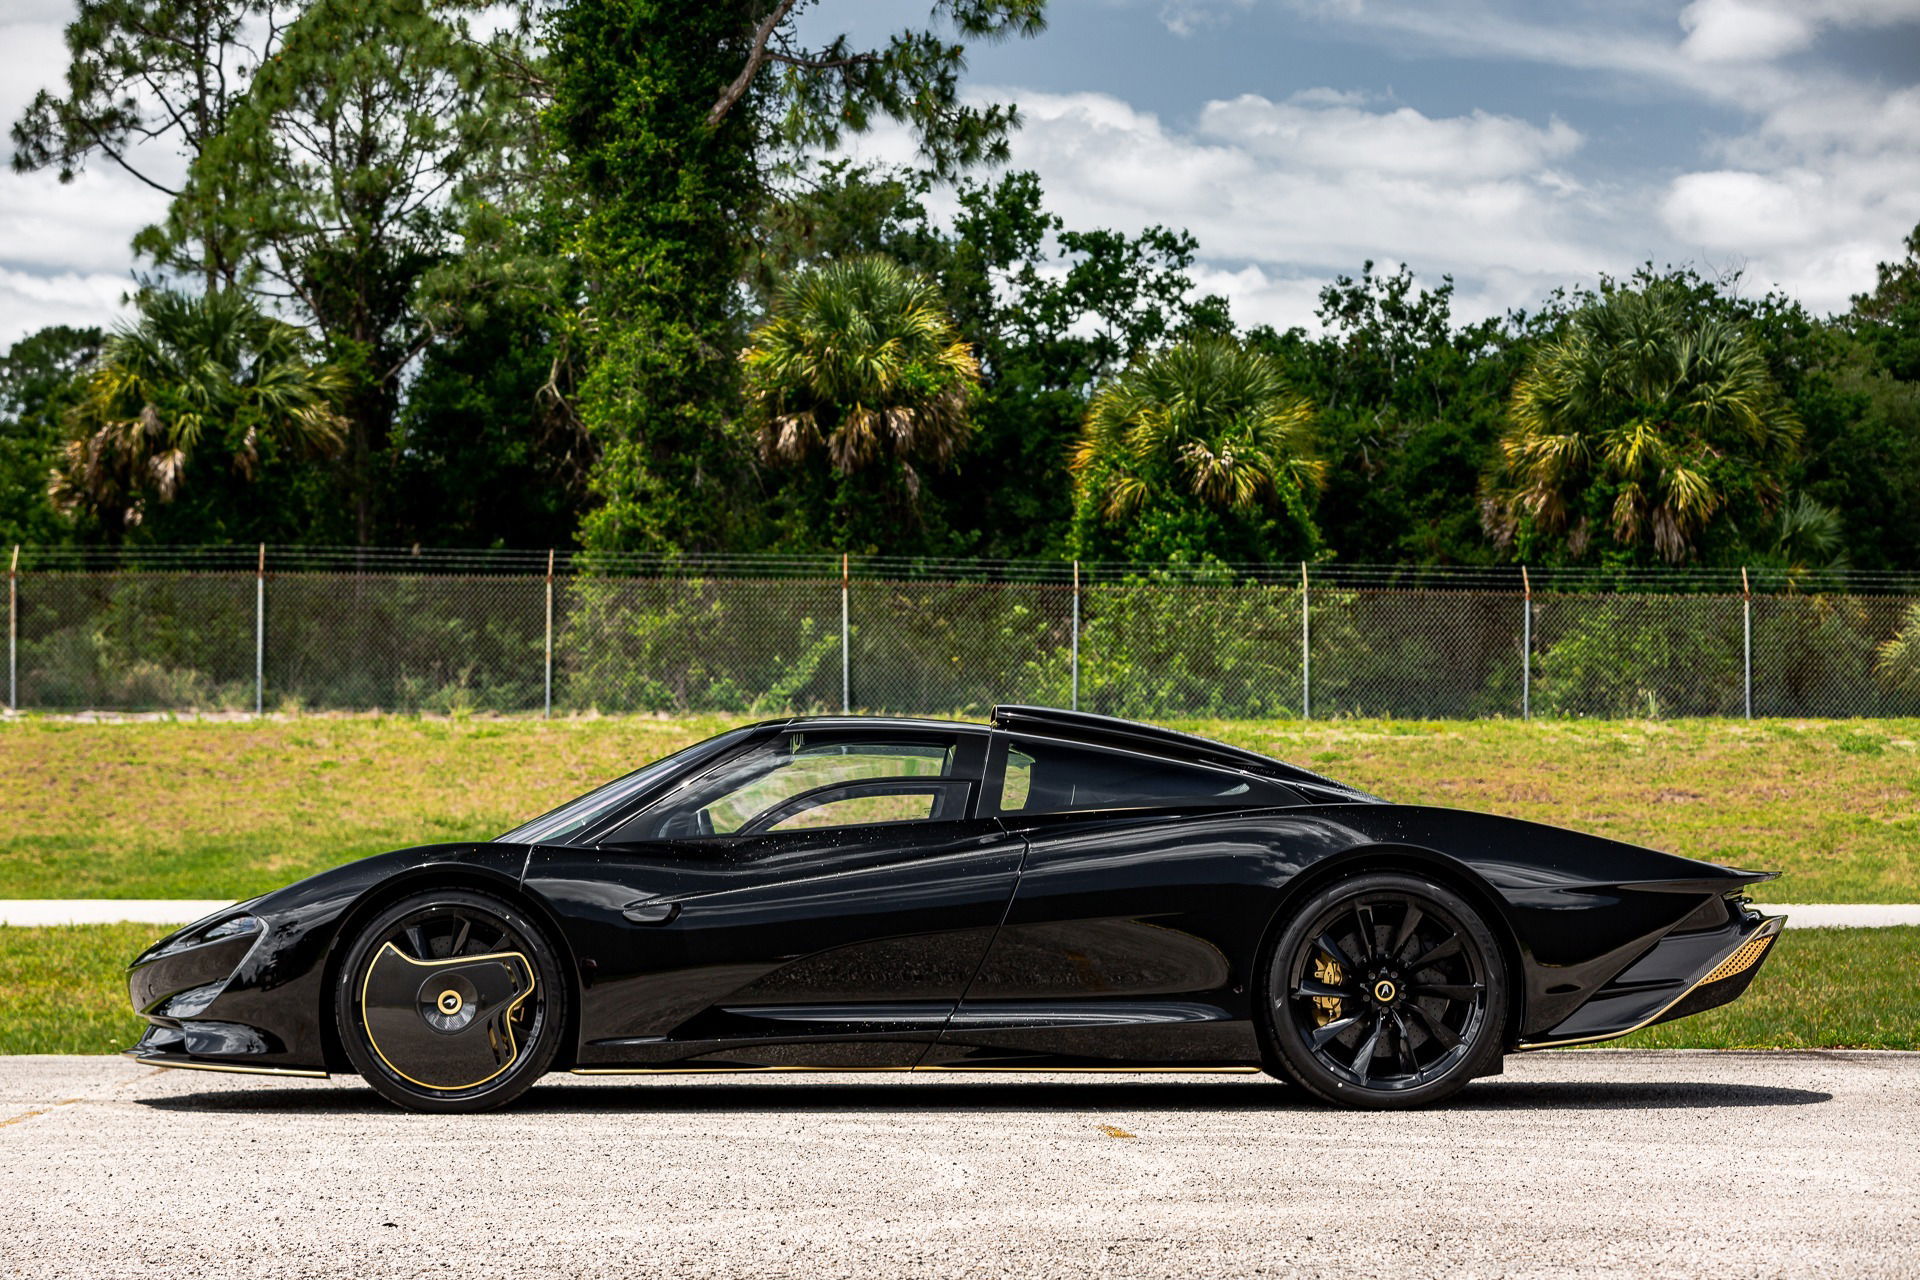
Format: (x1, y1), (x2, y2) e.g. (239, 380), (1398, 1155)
(127, 706), (1785, 1111)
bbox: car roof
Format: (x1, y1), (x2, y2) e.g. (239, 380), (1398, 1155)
(749, 705), (1378, 801)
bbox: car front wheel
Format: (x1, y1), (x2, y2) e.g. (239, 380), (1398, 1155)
(335, 887), (566, 1113)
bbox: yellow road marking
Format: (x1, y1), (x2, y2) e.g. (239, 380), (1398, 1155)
(0, 1097), (81, 1129)
(1097, 1124), (1136, 1139)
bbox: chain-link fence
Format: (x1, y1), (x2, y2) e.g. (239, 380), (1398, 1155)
(9, 547), (1920, 718)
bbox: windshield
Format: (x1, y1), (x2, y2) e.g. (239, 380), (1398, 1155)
(495, 727), (759, 845)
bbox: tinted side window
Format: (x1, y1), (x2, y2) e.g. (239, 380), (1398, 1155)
(614, 733), (966, 839)
(996, 737), (1288, 816)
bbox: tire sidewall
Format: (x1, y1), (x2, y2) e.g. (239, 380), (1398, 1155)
(335, 887), (567, 1113)
(1261, 871), (1507, 1110)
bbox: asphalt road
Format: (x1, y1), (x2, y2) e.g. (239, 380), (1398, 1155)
(2, 1052), (1915, 1279)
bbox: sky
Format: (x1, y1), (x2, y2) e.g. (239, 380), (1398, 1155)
(3, 0), (1920, 342)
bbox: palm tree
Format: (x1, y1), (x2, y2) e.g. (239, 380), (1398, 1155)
(1493, 282), (1800, 562)
(741, 257), (980, 488)
(52, 289), (346, 532)
(1071, 338), (1323, 525)
(1876, 602), (1920, 695)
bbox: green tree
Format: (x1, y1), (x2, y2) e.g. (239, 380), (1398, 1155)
(752, 164), (1230, 557)
(11, 0), (264, 288)
(1070, 338), (1323, 563)
(145, 0), (541, 543)
(51, 290), (345, 539)
(393, 290), (594, 550)
(742, 256), (980, 547)
(1250, 263), (1526, 565)
(1851, 221), (1920, 382)
(546, 0), (1046, 554)
(0, 326), (104, 545)
(1491, 279), (1801, 563)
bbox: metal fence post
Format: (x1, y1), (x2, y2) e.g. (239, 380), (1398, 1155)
(544, 549), (555, 719)
(7, 545), (17, 713)
(840, 552), (850, 713)
(1070, 559), (1081, 711)
(254, 543), (265, 717)
(1521, 565), (1532, 721)
(1300, 561), (1311, 720)
(1742, 566), (1752, 721)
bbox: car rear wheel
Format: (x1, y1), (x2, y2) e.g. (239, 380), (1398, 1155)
(1262, 872), (1506, 1109)
(335, 888), (566, 1113)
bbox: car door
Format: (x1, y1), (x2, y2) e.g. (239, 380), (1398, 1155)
(528, 726), (1026, 1069)
(932, 731), (1307, 1066)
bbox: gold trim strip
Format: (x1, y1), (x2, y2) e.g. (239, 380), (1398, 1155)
(129, 1056), (329, 1079)
(1518, 915), (1786, 1050)
(570, 1064), (1263, 1076)
(572, 1065), (916, 1075)
(361, 943), (535, 1092)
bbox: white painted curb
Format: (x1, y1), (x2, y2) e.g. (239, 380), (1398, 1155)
(0, 900), (235, 926)
(1764, 903), (1920, 928)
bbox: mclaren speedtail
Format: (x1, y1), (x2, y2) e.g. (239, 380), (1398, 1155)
(127, 706), (1785, 1110)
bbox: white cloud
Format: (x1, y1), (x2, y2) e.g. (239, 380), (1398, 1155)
(0, 266), (132, 342)
(1160, 0), (1255, 36)
(0, 167), (171, 278)
(1661, 170), (1815, 249)
(0, 13), (190, 344)
(1681, 0), (1920, 62)
(1187, 262), (1329, 331)
(1659, 78), (1920, 309)
(1678, 0), (1816, 62)
(1197, 94), (1581, 179)
(978, 88), (1622, 329)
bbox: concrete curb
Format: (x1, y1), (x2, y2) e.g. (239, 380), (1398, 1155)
(0, 900), (234, 926)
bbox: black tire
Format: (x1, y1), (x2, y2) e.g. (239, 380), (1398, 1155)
(335, 888), (567, 1113)
(1261, 872), (1506, 1109)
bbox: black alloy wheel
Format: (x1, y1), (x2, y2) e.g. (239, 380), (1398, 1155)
(1263, 872), (1506, 1109)
(336, 888), (567, 1113)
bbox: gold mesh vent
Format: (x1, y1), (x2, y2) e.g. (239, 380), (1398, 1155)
(1703, 933), (1775, 985)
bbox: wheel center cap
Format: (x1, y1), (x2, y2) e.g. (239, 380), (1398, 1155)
(1373, 979), (1398, 1003)
(437, 989), (464, 1016)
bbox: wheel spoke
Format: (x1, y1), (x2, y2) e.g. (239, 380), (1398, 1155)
(1295, 978), (1356, 1001)
(402, 924), (430, 960)
(1390, 904), (1424, 961)
(1390, 1010), (1418, 1076)
(1354, 904), (1381, 962)
(1407, 933), (1462, 971)
(1309, 1013), (1367, 1050)
(1411, 982), (1482, 1000)
(1315, 932), (1357, 973)
(1406, 1000), (1461, 1051)
(1352, 1014), (1385, 1084)
(450, 918), (472, 957)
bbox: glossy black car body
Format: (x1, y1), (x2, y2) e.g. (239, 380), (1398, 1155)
(127, 706), (1784, 1097)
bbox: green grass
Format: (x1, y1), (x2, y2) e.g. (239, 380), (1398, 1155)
(2, 922), (1911, 1055)
(0, 714), (1916, 901)
(0, 923), (169, 1054)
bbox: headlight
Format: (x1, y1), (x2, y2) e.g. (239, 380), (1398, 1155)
(135, 911), (265, 966)
(200, 915), (263, 943)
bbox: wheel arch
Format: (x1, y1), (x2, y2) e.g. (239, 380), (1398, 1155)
(316, 864), (583, 1074)
(1252, 843), (1529, 1054)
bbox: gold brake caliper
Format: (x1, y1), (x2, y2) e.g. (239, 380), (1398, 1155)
(1311, 954), (1344, 1027)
